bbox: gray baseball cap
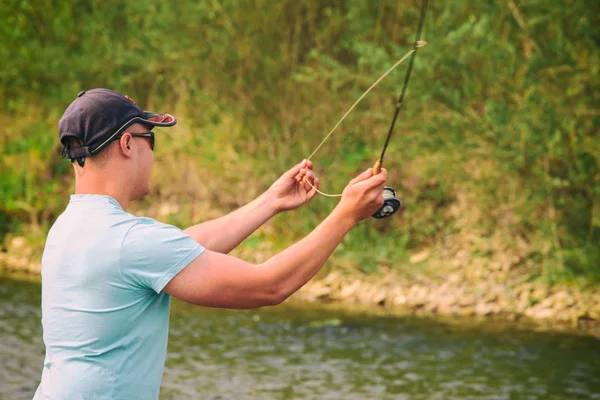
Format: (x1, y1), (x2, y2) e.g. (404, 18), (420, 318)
(59, 88), (176, 160)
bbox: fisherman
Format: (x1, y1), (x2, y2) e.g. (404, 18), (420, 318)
(33, 88), (387, 399)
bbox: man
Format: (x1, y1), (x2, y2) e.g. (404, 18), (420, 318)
(34, 88), (387, 399)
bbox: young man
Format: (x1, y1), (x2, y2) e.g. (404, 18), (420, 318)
(34, 88), (387, 399)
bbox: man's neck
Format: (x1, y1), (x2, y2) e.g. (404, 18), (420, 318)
(75, 181), (130, 210)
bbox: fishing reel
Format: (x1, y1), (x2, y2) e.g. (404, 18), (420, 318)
(370, 160), (401, 219)
(372, 186), (401, 219)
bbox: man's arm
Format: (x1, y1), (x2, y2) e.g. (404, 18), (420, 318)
(164, 168), (387, 309)
(183, 160), (317, 254)
(183, 192), (277, 254)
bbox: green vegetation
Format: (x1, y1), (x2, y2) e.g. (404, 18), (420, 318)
(1, 1), (599, 284)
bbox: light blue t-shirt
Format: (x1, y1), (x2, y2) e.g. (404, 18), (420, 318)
(34, 194), (205, 400)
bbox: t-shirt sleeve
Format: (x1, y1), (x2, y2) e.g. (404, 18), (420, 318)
(119, 218), (205, 293)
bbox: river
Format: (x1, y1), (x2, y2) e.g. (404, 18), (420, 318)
(1, 276), (599, 399)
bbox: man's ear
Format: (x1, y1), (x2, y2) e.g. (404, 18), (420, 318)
(119, 133), (133, 157)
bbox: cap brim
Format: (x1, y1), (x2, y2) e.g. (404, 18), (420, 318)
(141, 112), (177, 127)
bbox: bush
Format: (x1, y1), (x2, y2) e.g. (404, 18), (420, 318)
(1, 0), (598, 282)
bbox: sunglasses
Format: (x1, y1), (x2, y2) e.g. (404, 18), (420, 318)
(111, 131), (155, 151)
(130, 132), (155, 151)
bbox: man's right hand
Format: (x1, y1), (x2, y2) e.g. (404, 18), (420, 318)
(336, 167), (388, 223)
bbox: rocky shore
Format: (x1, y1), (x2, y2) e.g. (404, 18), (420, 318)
(297, 269), (600, 337)
(2, 235), (599, 337)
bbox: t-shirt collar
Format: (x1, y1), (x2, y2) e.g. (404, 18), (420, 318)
(70, 194), (124, 210)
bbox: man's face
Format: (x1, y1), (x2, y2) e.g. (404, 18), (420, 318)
(129, 123), (155, 200)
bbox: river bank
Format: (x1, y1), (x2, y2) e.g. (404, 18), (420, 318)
(2, 235), (599, 339)
(297, 269), (600, 338)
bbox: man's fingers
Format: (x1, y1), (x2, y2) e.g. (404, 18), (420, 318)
(295, 168), (310, 183)
(365, 167), (387, 186)
(353, 168), (387, 191)
(297, 168), (316, 183)
(347, 166), (388, 187)
(348, 168), (373, 186)
(302, 170), (315, 183)
(286, 159), (309, 179)
(360, 174), (387, 191)
(303, 176), (314, 192)
(294, 168), (307, 182)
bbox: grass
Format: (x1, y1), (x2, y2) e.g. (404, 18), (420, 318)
(0, 0), (599, 285)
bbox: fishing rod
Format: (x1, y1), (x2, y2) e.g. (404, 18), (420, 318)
(371, 0), (429, 218)
(306, 0), (429, 219)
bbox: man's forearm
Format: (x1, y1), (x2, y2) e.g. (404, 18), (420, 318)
(184, 192), (277, 253)
(259, 206), (356, 302)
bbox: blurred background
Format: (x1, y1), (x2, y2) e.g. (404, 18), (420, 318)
(1, 1), (600, 399)
(0, 0), (600, 304)
(1, 0), (598, 284)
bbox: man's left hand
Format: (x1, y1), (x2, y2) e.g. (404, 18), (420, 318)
(268, 159), (320, 213)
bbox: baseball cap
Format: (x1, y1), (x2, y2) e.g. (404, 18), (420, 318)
(59, 88), (177, 161)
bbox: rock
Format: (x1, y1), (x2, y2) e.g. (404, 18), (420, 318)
(371, 289), (388, 305)
(525, 307), (556, 320)
(323, 272), (343, 286)
(515, 298), (529, 313)
(458, 294), (476, 307)
(15, 257), (28, 269)
(303, 282), (332, 299)
(457, 306), (476, 317)
(474, 302), (500, 316)
(437, 300), (458, 315)
(517, 290), (529, 303)
(393, 294), (408, 306)
(447, 274), (463, 285)
(407, 286), (429, 307)
(474, 302), (488, 315)
(158, 204), (172, 217)
(531, 286), (548, 300)
(536, 296), (555, 309)
(10, 236), (27, 250)
(553, 291), (576, 308)
(334, 280), (361, 300)
(424, 302), (438, 313)
(357, 286), (377, 304)
(7, 255), (19, 266)
(484, 292), (499, 303)
(7, 236), (33, 258)
(159, 203), (180, 217)
(29, 261), (41, 273)
(437, 297), (457, 314)
(410, 250), (430, 264)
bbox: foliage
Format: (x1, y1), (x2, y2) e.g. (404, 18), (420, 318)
(0, 0), (599, 283)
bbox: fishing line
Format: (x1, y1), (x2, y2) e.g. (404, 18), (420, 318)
(303, 48), (419, 198)
(375, 0), (429, 172)
(303, 43), (426, 198)
(306, 47), (421, 163)
(303, 0), (429, 218)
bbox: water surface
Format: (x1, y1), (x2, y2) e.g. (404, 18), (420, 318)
(1, 277), (599, 399)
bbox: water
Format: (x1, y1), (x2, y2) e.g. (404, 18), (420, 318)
(1, 277), (600, 400)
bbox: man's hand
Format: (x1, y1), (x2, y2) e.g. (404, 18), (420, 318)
(267, 159), (320, 213)
(168, 166), (389, 309)
(335, 167), (387, 223)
